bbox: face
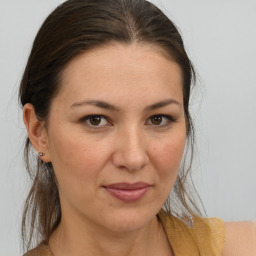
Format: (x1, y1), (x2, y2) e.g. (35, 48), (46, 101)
(44, 43), (186, 233)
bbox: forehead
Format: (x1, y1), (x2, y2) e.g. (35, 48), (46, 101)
(56, 43), (183, 108)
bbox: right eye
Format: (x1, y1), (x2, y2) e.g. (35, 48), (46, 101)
(146, 114), (176, 127)
(81, 115), (110, 128)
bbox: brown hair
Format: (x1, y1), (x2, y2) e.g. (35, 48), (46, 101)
(20, 0), (202, 251)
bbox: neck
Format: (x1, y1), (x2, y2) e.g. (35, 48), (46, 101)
(49, 214), (172, 256)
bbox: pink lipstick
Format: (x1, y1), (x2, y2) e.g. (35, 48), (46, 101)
(103, 182), (150, 203)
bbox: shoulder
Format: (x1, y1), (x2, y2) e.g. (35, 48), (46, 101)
(223, 221), (256, 256)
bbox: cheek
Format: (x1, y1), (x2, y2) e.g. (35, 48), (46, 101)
(47, 127), (110, 183)
(47, 130), (113, 207)
(148, 131), (186, 205)
(151, 132), (186, 177)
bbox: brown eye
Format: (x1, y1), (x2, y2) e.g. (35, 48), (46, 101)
(89, 116), (102, 126)
(82, 115), (109, 127)
(151, 115), (162, 125)
(146, 115), (175, 127)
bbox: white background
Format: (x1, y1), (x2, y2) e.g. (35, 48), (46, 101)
(0, 0), (255, 255)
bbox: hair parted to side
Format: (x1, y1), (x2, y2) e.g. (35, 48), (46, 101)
(19, 0), (203, 251)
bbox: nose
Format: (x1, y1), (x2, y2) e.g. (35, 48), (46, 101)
(112, 126), (149, 172)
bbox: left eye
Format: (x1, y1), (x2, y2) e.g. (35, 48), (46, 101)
(146, 115), (174, 126)
(82, 115), (109, 127)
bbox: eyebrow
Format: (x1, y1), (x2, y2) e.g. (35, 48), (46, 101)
(145, 99), (182, 111)
(70, 99), (182, 111)
(71, 100), (120, 112)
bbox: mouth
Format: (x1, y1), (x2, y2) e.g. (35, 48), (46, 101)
(102, 182), (151, 203)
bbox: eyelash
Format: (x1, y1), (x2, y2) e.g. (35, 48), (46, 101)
(80, 114), (177, 129)
(146, 115), (177, 127)
(80, 115), (110, 128)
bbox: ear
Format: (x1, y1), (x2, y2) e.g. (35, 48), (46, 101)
(23, 103), (51, 162)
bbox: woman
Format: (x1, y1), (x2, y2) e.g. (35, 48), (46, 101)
(20, 0), (255, 255)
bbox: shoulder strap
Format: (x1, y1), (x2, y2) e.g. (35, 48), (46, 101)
(24, 242), (53, 256)
(158, 210), (225, 256)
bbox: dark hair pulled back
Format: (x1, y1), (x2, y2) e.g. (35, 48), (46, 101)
(19, 0), (201, 251)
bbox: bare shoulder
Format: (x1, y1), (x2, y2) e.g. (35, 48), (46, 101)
(223, 221), (256, 256)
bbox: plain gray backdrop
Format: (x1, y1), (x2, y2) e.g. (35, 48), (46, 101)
(1, 0), (256, 255)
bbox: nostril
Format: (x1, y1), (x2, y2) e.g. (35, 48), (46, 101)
(112, 150), (149, 172)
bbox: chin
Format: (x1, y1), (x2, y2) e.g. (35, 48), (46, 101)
(99, 206), (159, 233)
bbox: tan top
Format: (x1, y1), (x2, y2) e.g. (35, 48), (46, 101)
(158, 210), (225, 255)
(24, 211), (225, 256)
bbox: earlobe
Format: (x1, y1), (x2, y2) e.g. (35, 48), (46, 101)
(23, 103), (51, 162)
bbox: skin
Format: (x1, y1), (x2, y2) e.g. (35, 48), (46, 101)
(23, 43), (256, 256)
(24, 43), (185, 256)
(224, 222), (256, 255)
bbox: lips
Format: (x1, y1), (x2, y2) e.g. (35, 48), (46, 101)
(103, 182), (150, 203)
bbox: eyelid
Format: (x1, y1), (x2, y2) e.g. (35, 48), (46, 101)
(79, 114), (177, 129)
(80, 114), (112, 128)
(146, 114), (177, 126)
